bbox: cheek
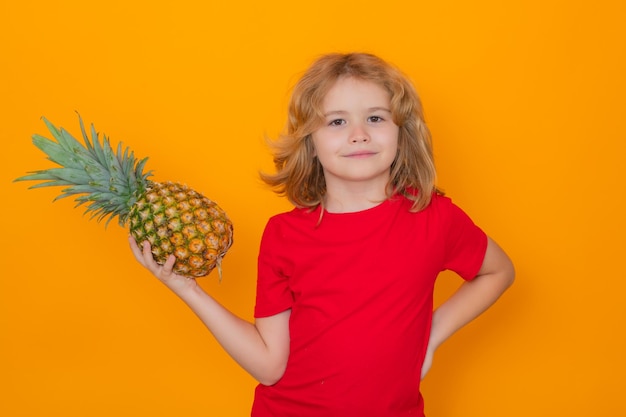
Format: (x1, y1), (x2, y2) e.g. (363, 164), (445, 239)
(311, 133), (336, 157)
(386, 129), (400, 151)
(387, 146), (399, 166)
(386, 132), (400, 162)
(310, 142), (337, 170)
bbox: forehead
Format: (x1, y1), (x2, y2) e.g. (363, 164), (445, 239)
(322, 77), (391, 109)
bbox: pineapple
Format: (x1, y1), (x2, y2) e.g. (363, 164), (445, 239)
(15, 115), (234, 279)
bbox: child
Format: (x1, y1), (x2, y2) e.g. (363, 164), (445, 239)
(130, 52), (515, 417)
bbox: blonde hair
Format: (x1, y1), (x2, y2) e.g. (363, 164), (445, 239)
(261, 52), (440, 212)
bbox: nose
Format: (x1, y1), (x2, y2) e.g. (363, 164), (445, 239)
(350, 124), (370, 143)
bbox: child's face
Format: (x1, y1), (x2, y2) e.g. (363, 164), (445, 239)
(312, 77), (399, 193)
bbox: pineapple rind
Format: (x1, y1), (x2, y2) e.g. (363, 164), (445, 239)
(128, 181), (233, 279)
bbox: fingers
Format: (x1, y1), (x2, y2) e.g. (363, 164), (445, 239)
(128, 236), (157, 269)
(129, 235), (179, 278)
(164, 253), (177, 271)
(128, 235), (146, 264)
(128, 237), (196, 294)
(141, 240), (153, 260)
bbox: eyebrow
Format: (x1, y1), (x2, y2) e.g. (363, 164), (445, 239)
(323, 107), (392, 117)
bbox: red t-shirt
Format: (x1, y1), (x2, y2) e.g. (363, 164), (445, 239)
(252, 194), (487, 417)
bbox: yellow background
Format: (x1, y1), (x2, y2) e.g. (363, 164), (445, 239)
(1, 0), (624, 415)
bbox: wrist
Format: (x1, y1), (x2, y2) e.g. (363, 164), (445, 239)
(166, 276), (203, 299)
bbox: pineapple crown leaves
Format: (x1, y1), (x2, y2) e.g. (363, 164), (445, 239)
(15, 114), (153, 227)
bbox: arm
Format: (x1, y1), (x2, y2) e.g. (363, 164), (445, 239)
(421, 236), (515, 379)
(129, 237), (290, 386)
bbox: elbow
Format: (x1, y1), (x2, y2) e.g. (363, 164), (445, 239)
(258, 377), (282, 387)
(484, 236), (515, 290)
(255, 356), (288, 386)
(257, 365), (287, 386)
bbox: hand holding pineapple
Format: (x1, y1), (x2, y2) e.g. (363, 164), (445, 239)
(16, 115), (234, 280)
(129, 236), (199, 294)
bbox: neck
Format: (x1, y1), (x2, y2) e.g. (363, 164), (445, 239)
(323, 185), (389, 213)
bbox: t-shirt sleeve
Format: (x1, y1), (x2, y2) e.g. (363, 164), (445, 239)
(254, 217), (294, 318)
(440, 197), (488, 280)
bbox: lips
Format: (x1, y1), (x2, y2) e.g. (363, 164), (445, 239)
(343, 151), (377, 158)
